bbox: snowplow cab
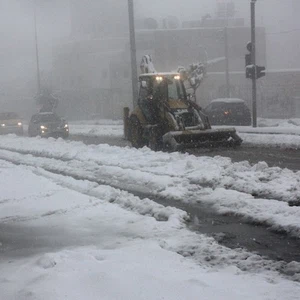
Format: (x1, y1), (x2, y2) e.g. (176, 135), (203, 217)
(125, 72), (242, 151)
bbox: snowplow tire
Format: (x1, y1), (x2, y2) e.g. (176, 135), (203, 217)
(129, 116), (145, 148)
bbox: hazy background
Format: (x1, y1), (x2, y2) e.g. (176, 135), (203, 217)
(0, 0), (299, 117)
(0, 0), (299, 80)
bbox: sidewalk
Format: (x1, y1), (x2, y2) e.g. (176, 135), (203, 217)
(213, 118), (300, 149)
(214, 118), (300, 134)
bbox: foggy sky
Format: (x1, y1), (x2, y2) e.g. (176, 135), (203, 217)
(0, 0), (70, 84)
(0, 0), (299, 88)
(136, 0), (300, 68)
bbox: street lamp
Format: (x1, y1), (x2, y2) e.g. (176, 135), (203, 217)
(127, 0), (138, 108)
(34, 0), (41, 95)
(251, 0), (257, 127)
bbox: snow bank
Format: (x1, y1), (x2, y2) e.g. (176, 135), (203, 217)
(212, 118), (300, 148)
(240, 133), (300, 149)
(70, 124), (124, 137)
(69, 119), (123, 137)
(258, 118), (300, 128)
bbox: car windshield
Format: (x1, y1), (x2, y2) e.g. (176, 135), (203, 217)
(153, 77), (185, 101)
(213, 102), (248, 111)
(33, 114), (61, 123)
(0, 112), (19, 120)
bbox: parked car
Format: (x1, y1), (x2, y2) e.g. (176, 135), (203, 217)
(0, 112), (23, 135)
(28, 112), (69, 138)
(203, 98), (252, 126)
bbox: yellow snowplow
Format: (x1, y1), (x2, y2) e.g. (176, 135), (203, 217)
(124, 72), (242, 151)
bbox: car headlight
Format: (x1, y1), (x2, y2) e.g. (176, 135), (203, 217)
(40, 125), (47, 130)
(18, 122), (22, 126)
(1, 123), (5, 127)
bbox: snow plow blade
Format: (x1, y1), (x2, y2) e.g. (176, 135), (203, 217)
(162, 128), (242, 151)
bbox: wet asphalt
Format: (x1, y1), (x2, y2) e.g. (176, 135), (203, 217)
(67, 134), (300, 263)
(69, 134), (300, 171)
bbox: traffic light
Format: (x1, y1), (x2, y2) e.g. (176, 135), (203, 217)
(245, 42), (265, 79)
(256, 66), (266, 79)
(246, 65), (266, 80)
(246, 64), (254, 79)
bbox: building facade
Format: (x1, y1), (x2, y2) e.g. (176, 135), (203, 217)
(51, 1), (300, 119)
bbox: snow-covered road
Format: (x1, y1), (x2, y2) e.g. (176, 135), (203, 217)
(1, 159), (300, 299)
(0, 135), (300, 238)
(69, 117), (300, 149)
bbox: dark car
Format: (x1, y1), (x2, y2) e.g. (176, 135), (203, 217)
(28, 112), (69, 138)
(0, 112), (24, 135)
(204, 98), (252, 126)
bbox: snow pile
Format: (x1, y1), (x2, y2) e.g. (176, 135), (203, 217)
(213, 118), (300, 148)
(258, 118), (300, 128)
(70, 124), (124, 137)
(71, 119), (123, 125)
(239, 133), (300, 149)
(69, 119), (123, 137)
(1, 160), (300, 299)
(0, 135), (300, 237)
(0, 135), (299, 202)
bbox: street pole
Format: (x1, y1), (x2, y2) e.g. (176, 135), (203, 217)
(34, 0), (41, 95)
(251, 0), (257, 127)
(224, 27), (230, 98)
(127, 0), (139, 108)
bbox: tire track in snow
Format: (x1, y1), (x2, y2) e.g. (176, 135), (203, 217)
(3, 149), (300, 279)
(0, 151), (188, 224)
(0, 143), (299, 205)
(13, 161), (300, 281)
(0, 147), (300, 238)
(2, 146), (300, 258)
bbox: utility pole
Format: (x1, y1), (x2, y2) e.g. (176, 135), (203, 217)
(127, 0), (139, 108)
(224, 27), (230, 98)
(251, 0), (257, 127)
(34, 0), (41, 95)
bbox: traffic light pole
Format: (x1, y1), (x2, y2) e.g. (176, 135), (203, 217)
(34, 0), (41, 95)
(224, 27), (230, 98)
(251, 0), (257, 127)
(128, 0), (139, 108)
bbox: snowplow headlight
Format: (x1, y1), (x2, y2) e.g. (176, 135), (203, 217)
(40, 125), (47, 130)
(1, 123), (5, 127)
(174, 75), (180, 80)
(64, 124), (68, 128)
(155, 76), (163, 81)
(18, 122), (22, 126)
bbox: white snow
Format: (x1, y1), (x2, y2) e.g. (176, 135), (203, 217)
(69, 119), (123, 137)
(1, 160), (300, 299)
(213, 118), (300, 149)
(0, 135), (300, 238)
(239, 132), (300, 149)
(68, 118), (300, 148)
(210, 98), (245, 104)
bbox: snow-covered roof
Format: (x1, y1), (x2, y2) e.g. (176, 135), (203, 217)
(211, 98), (245, 104)
(139, 72), (180, 77)
(38, 112), (56, 115)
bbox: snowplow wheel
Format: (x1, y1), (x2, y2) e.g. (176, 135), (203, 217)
(129, 116), (145, 148)
(148, 126), (163, 151)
